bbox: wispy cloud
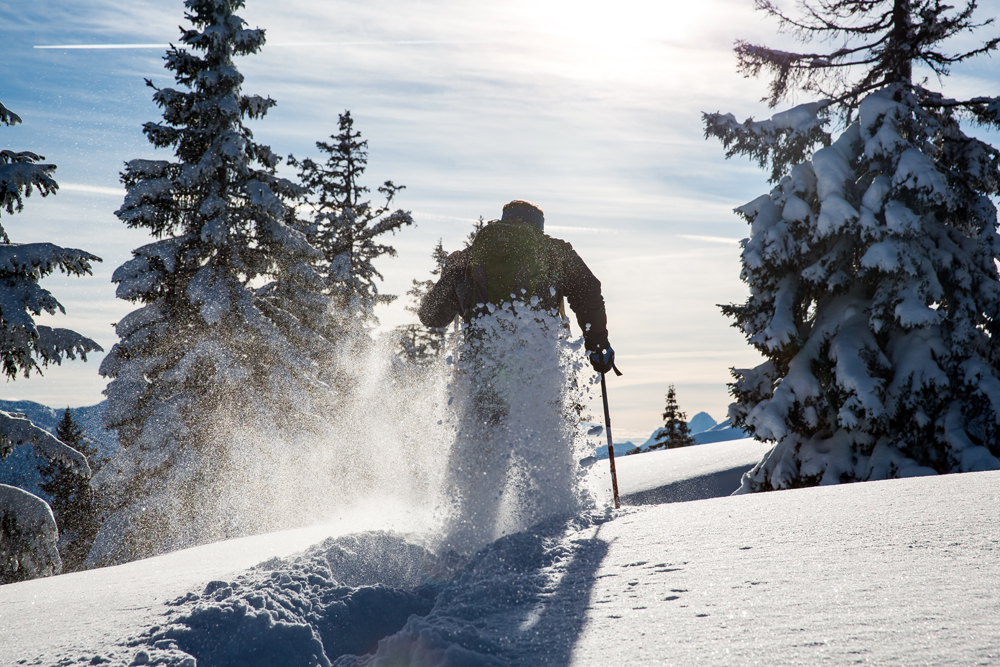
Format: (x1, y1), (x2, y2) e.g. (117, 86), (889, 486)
(547, 225), (618, 234)
(269, 40), (496, 47)
(618, 350), (757, 360)
(680, 234), (743, 245)
(59, 183), (125, 197)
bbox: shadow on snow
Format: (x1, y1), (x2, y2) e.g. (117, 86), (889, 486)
(134, 511), (613, 667)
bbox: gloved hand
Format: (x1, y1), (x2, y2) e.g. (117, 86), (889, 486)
(586, 337), (615, 374)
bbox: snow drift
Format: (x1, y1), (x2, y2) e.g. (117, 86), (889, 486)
(6, 459), (1000, 667)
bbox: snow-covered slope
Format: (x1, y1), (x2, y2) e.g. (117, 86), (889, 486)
(610, 438), (771, 505)
(691, 421), (748, 445)
(3, 439), (998, 666)
(601, 421), (749, 459)
(0, 498), (434, 666)
(571, 469), (1000, 666)
(0, 399), (117, 453)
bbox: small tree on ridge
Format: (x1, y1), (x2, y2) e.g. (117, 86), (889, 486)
(39, 408), (104, 572)
(649, 386), (696, 450)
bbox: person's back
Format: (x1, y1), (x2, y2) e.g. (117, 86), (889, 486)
(419, 200), (614, 372)
(465, 219), (556, 313)
(420, 200), (618, 551)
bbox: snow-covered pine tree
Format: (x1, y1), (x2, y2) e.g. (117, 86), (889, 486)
(93, 0), (331, 565)
(288, 111), (413, 331)
(0, 101), (103, 379)
(649, 385), (696, 450)
(395, 216), (489, 365)
(397, 239), (450, 365)
(704, 0), (1000, 491)
(464, 215), (487, 248)
(0, 100), (99, 582)
(38, 408), (103, 572)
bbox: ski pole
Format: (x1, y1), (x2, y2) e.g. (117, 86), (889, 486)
(601, 371), (621, 509)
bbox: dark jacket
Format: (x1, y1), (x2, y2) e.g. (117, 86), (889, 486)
(418, 226), (608, 346)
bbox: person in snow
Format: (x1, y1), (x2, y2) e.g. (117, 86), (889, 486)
(419, 200), (615, 548)
(418, 199), (615, 380)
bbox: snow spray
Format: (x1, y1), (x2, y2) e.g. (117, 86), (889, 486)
(89, 301), (599, 564)
(87, 329), (459, 564)
(435, 299), (597, 554)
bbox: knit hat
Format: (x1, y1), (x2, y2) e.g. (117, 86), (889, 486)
(500, 200), (544, 231)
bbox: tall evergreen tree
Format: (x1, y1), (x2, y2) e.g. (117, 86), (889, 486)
(395, 216), (488, 365)
(94, 0), (330, 565)
(38, 409), (103, 572)
(649, 386), (696, 450)
(288, 111), (413, 330)
(408, 239), (450, 309)
(463, 215), (487, 248)
(397, 239), (450, 365)
(0, 100), (99, 582)
(704, 0), (1000, 491)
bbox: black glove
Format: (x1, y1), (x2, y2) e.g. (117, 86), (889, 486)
(586, 337), (615, 374)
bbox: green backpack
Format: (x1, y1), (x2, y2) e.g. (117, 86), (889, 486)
(467, 222), (551, 309)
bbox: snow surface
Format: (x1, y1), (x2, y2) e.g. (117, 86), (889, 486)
(0, 498), (434, 666)
(3, 438), (999, 666)
(608, 438), (772, 506)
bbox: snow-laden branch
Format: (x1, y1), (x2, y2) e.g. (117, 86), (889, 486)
(0, 101), (23, 127)
(703, 101), (832, 183)
(0, 410), (90, 476)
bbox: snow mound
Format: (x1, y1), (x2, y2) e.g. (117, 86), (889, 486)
(142, 531), (441, 667)
(612, 438), (772, 506)
(125, 513), (612, 667)
(300, 531), (442, 589)
(0, 483), (61, 583)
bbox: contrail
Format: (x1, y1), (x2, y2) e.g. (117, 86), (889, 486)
(34, 40), (487, 50)
(34, 44), (171, 50)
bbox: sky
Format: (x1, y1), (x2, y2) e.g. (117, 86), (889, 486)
(2, 0), (999, 440)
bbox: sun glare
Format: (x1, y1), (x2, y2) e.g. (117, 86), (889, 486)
(535, 0), (706, 41)
(516, 0), (716, 83)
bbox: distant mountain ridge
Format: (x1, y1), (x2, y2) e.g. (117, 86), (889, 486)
(0, 399), (118, 501)
(687, 411), (717, 434)
(593, 412), (751, 459)
(691, 420), (751, 445)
